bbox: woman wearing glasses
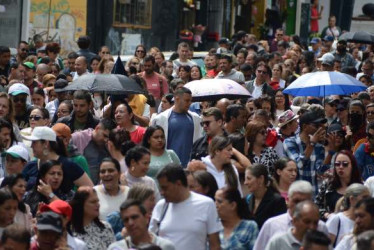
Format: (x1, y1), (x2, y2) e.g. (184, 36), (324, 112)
(315, 150), (362, 221)
(134, 44), (146, 61)
(245, 120), (279, 176)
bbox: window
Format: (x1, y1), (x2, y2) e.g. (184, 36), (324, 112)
(113, 0), (152, 29)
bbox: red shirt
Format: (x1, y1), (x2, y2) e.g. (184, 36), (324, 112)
(130, 126), (146, 144)
(310, 7), (319, 32)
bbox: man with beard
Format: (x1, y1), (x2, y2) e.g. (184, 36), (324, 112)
(355, 121), (374, 181)
(333, 39), (355, 69)
(10, 41), (29, 65)
(215, 54), (245, 82)
(347, 100), (366, 146)
(8, 83), (31, 129)
(335, 198), (374, 250)
(205, 54), (220, 78)
(57, 90), (99, 132)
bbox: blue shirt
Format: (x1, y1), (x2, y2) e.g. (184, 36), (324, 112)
(219, 220), (258, 250)
(283, 136), (328, 196)
(354, 143), (374, 180)
(167, 111), (194, 167)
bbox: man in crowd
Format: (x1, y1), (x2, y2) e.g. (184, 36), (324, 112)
(71, 119), (114, 184)
(139, 55), (169, 103)
(246, 64), (274, 98)
(57, 90), (99, 132)
(205, 53), (220, 78)
(108, 199), (175, 249)
(73, 56), (89, 80)
(265, 201), (320, 250)
(309, 37), (321, 57)
(236, 48), (248, 69)
(0, 46), (11, 77)
(215, 54), (245, 82)
(333, 39), (355, 68)
(152, 87), (202, 167)
(0, 224), (31, 250)
(355, 121), (374, 181)
(357, 59), (374, 82)
(324, 97), (339, 125)
(270, 28), (285, 52)
(63, 51), (79, 75)
(150, 164), (222, 250)
(10, 41), (29, 65)
(76, 36), (96, 67)
(22, 62), (42, 94)
(8, 83), (31, 129)
(300, 230), (331, 250)
(35, 63), (51, 84)
(45, 78), (69, 121)
(254, 181), (328, 250)
(172, 42), (196, 77)
(277, 110), (299, 141)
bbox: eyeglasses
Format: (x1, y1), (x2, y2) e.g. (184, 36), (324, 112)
(367, 111), (374, 115)
(29, 115), (43, 121)
(257, 70), (268, 75)
(136, 50), (145, 53)
(12, 96), (27, 103)
(285, 64), (291, 67)
(21, 48), (29, 52)
(200, 121), (212, 127)
(57, 109), (70, 114)
(334, 161), (349, 168)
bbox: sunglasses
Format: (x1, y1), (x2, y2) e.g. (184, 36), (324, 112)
(334, 161), (349, 168)
(367, 111), (374, 115)
(12, 97), (27, 103)
(200, 121), (212, 127)
(101, 51), (110, 54)
(21, 48), (29, 52)
(136, 50), (145, 53)
(29, 115), (43, 121)
(257, 70), (268, 75)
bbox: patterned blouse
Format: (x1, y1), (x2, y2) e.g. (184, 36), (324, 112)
(248, 147), (279, 176)
(219, 220), (259, 250)
(73, 220), (115, 250)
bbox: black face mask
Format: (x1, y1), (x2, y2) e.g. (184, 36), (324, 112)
(337, 46), (346, 53)
(349, 113), (363, 130)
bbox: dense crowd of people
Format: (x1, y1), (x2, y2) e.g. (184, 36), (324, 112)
(1, 24), (374, 249)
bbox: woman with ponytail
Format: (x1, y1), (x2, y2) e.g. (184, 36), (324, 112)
(107, 128), (132, 173)
(215, 187), (258, 249)
(201, 136), (243, 195)
(244, 163), (287, 229)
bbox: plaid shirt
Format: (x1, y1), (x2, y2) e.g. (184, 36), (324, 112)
(283, 135), (327, 196)
(219, 220), (258, 250)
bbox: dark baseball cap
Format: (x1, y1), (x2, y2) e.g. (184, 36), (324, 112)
(299, 111), (327, 125)
(54, 79), (69, 93)
(36, 211), (63, 234)
(324, 97), (339, 106)
(337, 98), (350, 111)
(219, 38), (230, 45)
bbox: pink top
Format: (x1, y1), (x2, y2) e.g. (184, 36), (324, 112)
(139, 72), (169, 100)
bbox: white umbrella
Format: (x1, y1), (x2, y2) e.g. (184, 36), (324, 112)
(283, 71), (367, 97)
(184, 79), (251, 101)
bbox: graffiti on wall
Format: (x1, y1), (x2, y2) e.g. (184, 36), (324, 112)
(29, 0), (87, 56)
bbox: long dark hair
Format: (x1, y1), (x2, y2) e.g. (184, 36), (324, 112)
(35, 160), (63, 192)
(193, 171), (218, 201)
(273, 157), (296, 182)
(221, 187), (251, 219)
(209, 136), (238, 190)
(108, 128), (131, 156)
(125, 146), (150, 167)
(0, 174), (26, 213)
(247, 163), (279, 194)
(273, 89), (291, 111)
(70, 187), (104, 234)
(142, 125), (165, 149)
(331, 150), (362, 189)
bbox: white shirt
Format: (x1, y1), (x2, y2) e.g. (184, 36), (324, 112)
(326, 212), (354, 246)
(252, 82), (264, 99)
(254, 211), (328, 250)
(149, 192), (222, 250)
(94, 185), (130, 220)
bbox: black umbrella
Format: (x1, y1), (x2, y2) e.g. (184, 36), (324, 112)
(62, 74), (144, 95)
(111, 54), (127, 76)
(339, 31), (374, 44)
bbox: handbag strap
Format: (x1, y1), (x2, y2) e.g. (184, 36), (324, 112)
(156, 202), (169, 236)
(333, 216), (341, 247)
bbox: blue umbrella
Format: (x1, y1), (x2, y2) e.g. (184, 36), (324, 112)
(283, 71), (367, 97)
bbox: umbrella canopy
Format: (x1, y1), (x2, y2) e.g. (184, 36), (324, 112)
(339, 31), (374, 44)
(283, 71), (367, 97)
(184, 79), (251, 101)
(62, 74), (144, 95)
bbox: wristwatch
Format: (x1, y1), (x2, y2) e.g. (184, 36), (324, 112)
(49, 193), (55, 199)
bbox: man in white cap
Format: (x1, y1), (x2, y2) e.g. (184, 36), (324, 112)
(0, 145), (29, 184)
(8, 83), (31, 129)
(317, 53), (334, 71)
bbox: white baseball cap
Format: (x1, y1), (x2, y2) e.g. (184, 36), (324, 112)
(8, 83), (30, 96)
(23, 126), (56, 142)
(1, 145), (30, 162)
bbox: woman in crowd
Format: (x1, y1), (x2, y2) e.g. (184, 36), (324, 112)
(0, 174), (31, 230)
(315, 150), (362, 220)
(31, 87), (46, 108)
(142, 125), (180, 179)
(187, 170), (218, 201)
(56, 100), (73, 120)
(134, 44), (147, 61)
(273, 157), (298, 200)
(190, 65), (202, 81)
(94, 158), (130, 220)
(115, 102), (146, 144)
(0, 189), (18, 233)
(107, 184), (156, 239)
(107, 128), (131, 173)
(97, 57), (115, 74)
(254, 95), (276, 124)
(273, 89), (291, 123)
(45, 42), (64, 69)
(90, 56), (101, 73)
(124, 146), (160, 200)
(244, 163), (287, 229)
(270, 63), (285, 90)
(0, 92), (21, 140)
(326, 183), (370, 247)
(160, 94), (174, 113)
(70, 186), (115, 249)
(22, 126), (93, 193)
(178, 65), (192, 83)
(154, 52), (165, 72)
(42, 74), (56, 88)
(246, 120), (279, 176)
(23, 160), (75, 216)
(201, 136), (243, 194)
(215, 188), (258, 249)
(126, 57), (141, 73)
